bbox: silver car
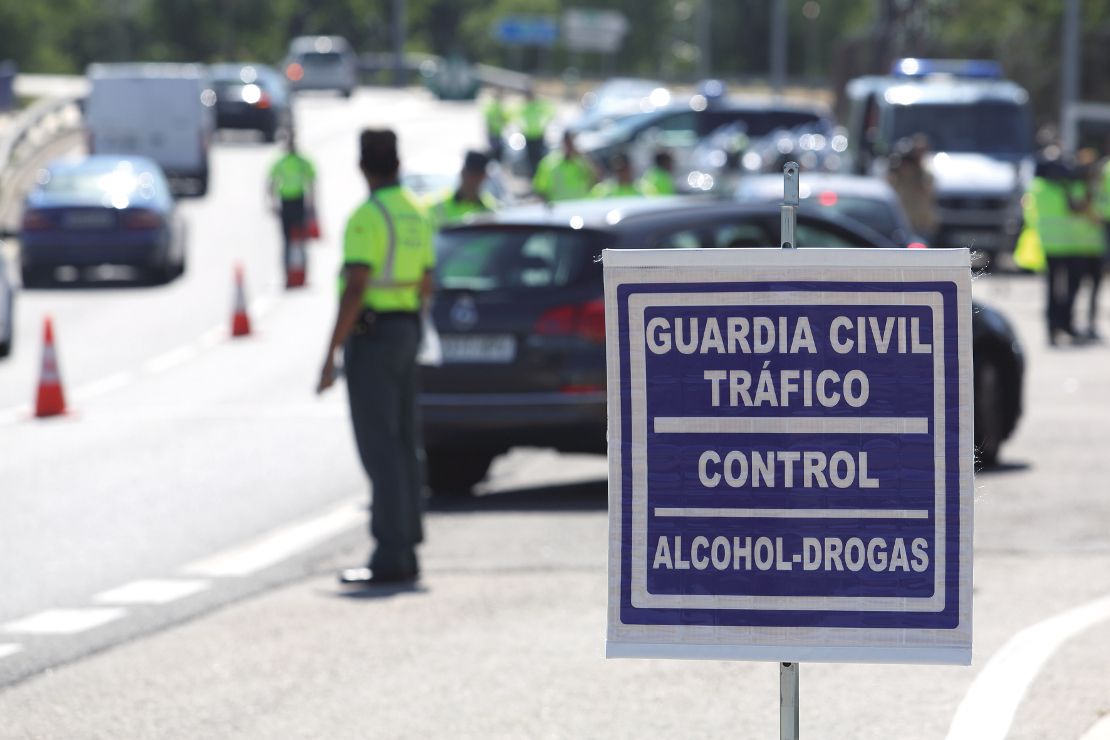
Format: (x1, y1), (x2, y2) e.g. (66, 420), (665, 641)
(283, 36), (359, 97)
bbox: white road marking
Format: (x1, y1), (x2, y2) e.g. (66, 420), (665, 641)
(2, 608), (127, 635)
(0, 644), (23, 659)
(93, 578), (210, 605)
(946, 593), (1110, 740)
(0, 405), (27, 426)
(143, 344), (199, 374)
(197, 325), (225, 349)
(183, 498), (363, 577)
(72, 370), (137, 401)
(1081, 715), (1110, 740)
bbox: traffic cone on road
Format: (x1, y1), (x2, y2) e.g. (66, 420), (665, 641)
(231, 264), (252, 337)
(285, 230), (307, 289)
(34, 316), (67, 418)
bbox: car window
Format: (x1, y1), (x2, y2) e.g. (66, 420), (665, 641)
(654, 228), (703, 249)
(804, 195), (900, 242)
(302, 52), (343, 66)
(435, 228), (602, 291)
(713, 222), (774, 248)
(795, 222), (870, 248)
(639, 112), (697, 149)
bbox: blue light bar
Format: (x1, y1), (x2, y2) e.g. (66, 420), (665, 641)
(890, 58), (1003, 79)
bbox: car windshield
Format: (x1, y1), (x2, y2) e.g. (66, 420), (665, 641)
(302, 52), (342, 66)
(435, 228), (603, 292)
(889, 102), (1032, 154)
(40, 166), (147, 198)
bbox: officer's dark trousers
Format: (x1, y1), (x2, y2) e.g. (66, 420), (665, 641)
(279, 197), (305, 268)
(1045, 256), (1083, 337)
(344, 315), (424, 576)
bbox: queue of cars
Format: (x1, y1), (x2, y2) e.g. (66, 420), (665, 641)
(422, 196), (1025, 495)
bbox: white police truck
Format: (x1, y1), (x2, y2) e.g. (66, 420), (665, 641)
(844, 59), (1035, 264)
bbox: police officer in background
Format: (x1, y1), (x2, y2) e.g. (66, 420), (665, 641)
(518, 87), (554, 175)
(533, 131), (596, 202)
(483, 89), (508, 162)
(591, 152), (647, 198)
(1025, 150), (1104, 345)
(639, 149), (676, 196)
(267, 133), (316, 268)
(428, 151), (498, 228)
(317, 129), (435, 586)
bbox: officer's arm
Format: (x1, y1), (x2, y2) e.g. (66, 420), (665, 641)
(318, 264), (370, 393)
(420, 270), (434, 309)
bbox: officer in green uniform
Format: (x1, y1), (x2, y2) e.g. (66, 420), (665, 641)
(1026, 156), (1105, 344)
(591, 152), (648, 198)
(519, 88), (554, 175)
(267, 134), (316, 268)
(533, 131), (597, 202)
(428, 151), (498, 228)
(483, 90), (508, 162)
(317, 129), (435, 586)
(639, 150), (676, 196)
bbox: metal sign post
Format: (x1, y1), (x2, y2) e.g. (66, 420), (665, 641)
(780, 662), (799, 739)
(780, 162), (800, 740)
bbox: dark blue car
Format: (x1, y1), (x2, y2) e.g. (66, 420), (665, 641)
(20, 155), (186, 285)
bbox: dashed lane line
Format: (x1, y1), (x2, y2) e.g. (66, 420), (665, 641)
(93, 579), (211, 605)
(142, 343), (200, 374)
(71, 370), (137, 402)
(1081, 715), (1110, 740)
(183, 498), (363, 577)
(2, 608), (127, 636)
(0, 644), (22, 660)
(946, 593), (1110, 740)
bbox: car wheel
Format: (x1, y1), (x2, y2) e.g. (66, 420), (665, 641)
(263, 126), (278, 143)
(195, 170), (209, 197)
(974, 354), (1004, 468)
(425, 447), (495, 498)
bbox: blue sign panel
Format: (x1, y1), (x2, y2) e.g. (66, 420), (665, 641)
(493, 16), (559, 47)
(604, 248), (973, 665)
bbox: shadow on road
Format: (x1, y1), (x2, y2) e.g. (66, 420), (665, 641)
(325, 583), (428, 601)
(977, 460), (1031, 475)
(428, 478), (608, 515)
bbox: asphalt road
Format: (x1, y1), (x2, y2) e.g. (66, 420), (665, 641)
(1, 87), (1110, 739)
(0, 87), (487, 681)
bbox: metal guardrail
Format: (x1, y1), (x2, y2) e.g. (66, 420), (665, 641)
(358, 52), (533, 93)
(0, 95), (83, 233)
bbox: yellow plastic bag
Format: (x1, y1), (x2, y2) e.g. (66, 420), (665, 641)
(1013, 227), (1046, 272)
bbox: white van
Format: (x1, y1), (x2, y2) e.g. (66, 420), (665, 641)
(85, 63), (213, 196)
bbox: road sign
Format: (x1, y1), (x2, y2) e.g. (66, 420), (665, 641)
(563, 9), (628, 54)
(492, 16), (559, 48)
(604, 247), (973, 665)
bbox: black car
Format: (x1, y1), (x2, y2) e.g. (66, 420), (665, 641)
(423, 197), (1023, 495)
(206, 64), (291, 142)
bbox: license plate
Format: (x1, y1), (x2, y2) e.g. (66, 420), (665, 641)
(440, 334), (517, 363)
(63, 211), (114, 229)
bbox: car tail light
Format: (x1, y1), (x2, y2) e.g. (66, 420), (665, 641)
(559, 383), (604, 394)
(286, 62), (304, 82)
(123, 209), (164, 229)
(907, 241), (928, 249)
(535, 299), (605, 344)
(21, 210), (52, 231)
(817, 191), (838, 206)
(254, 92), (272, 109)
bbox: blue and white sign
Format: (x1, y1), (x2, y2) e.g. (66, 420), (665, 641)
(604, 248), (973, 665)
(492, 16), (559, 47)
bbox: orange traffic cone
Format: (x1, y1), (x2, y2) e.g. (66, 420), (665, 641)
(231, 264), (252, 337)
(285, 230), (307, 289)
(34, 316), (67, 418)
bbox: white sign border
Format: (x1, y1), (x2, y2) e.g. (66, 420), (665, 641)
(604, 248), (974, 665)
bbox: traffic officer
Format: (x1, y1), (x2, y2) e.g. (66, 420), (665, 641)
(533, 131), (596, 202)
(428, 151), (498, 227)
(267, 134), (316, 269)
(483, 89), (508, 162)
(317, 128), (435, 586)
(519, 87), (553, 175)
(639, 149), (676, 196)
(1025, 154), (1105, 344)
(591, 152), (647, 198)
